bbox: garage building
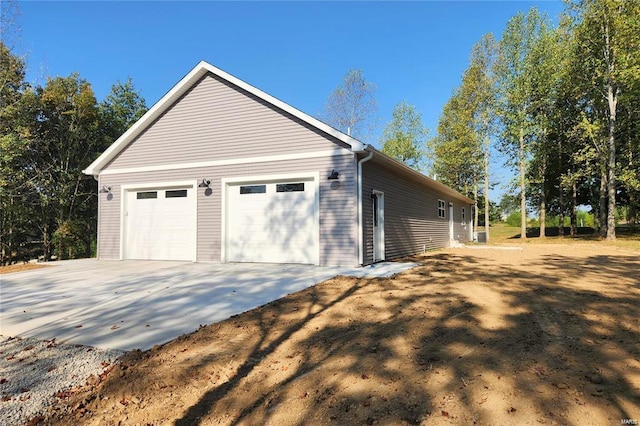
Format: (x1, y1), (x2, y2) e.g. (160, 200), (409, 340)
(84, 61), (473, 267)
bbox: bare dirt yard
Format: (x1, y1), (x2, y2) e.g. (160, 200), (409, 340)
(0, 263), (50, 275)
(42, 243), (639, 425)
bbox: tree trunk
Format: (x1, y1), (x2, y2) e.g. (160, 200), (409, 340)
(629, 197), (637, 231)
(484, 131), (490, 243)
(540, 193), (546, 239)
(539, 155), (546, 239)
(606, 83), (617, 240)
(473, 174), (479, 234)
(570, 181), (578, 237)
(43, 225), (50, 261)
(3, 198), (14, 265)
(599, 168), (607, 237)
(627, 135), (636, 231)
(558, 139), (564, 237)
(519, 125), (527, 239)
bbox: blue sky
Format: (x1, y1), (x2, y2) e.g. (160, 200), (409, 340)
(16, 0), (565, 200)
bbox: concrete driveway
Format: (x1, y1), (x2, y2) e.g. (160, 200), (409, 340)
(0, 259), (415, 351)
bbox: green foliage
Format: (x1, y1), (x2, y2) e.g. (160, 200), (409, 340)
(0, 42), (147, 264)
(429, 89), (479, 194)
(52, 220), (87, 260)
(564, 0), (640, 239)
(1, 41), (32, 263)
(380, 101), (428, 171)
(495, 8), (553, 239)
(506, 211), (523, 227)
(100, 78), (147, 141)
(498, 193), (520, 216)
(430, 33), (498, 235)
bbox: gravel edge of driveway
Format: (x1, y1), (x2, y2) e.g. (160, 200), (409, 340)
(0, 335), (124, 426)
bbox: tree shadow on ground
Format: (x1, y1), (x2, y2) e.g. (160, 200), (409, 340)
(57, 247), (640, 425)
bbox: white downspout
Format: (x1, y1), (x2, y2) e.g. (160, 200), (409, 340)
(357, 149), (374, 266)
(93, 174), (100, 259)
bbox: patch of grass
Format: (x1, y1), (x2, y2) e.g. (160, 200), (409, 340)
(477, 223), (520, 243)
(477, 223), (640, 252)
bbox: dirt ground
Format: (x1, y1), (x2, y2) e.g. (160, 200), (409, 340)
(0, 263), (50, 275)
(42, 243), (639, 425)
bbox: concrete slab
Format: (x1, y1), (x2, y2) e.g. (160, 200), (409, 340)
(0, 259), (416, 351)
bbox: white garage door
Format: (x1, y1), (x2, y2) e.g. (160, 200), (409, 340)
(226, 179), (317, 264)
(125, 186), (196, 261)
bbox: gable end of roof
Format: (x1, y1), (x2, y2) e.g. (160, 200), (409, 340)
(83, 61), (365, 176)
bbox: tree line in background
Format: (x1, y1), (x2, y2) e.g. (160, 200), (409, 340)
(2, 0), (637, 264)
(429, 0), (640, 241)
(322, 0), (639, 243)
(0, 42), (147, 264)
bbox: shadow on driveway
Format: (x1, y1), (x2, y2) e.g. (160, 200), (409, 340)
(0, 259), (415, 351)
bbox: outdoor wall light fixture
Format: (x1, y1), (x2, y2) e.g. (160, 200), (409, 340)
(99, 185), (111, 194)
(198, 178), (211, 188)
(327, 169), (339, 180)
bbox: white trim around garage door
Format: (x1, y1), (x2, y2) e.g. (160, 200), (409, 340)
(221, 172), (320, 265)
(120, 180), (198, 261)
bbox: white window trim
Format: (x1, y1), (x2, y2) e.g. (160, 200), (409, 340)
(461, 207), (466, 225)
(120, 180), (198, 261)
(220, 172), (320, 265)
(438, 199), (446, 219)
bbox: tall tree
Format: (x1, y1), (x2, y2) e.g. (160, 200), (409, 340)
(429, 89), (479, 195)
(26, 74), (102, 259)
(430, 34), (497, 237)
(0, 41), (31, 264)
(100, 78), (147, 142)
(469, 34), (498, 240)
(320, 69), (378, 143)
(527, 25), (564, 239)
(495, 8), (551, 239)
(380, 101), (429, 171)
(568, 0), (640, 240)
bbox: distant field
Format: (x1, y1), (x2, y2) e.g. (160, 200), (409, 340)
(477, 223), (640, 252)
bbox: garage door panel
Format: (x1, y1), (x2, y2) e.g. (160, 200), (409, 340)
(125, 186), (195, 261)
(227, 179), (316, 264)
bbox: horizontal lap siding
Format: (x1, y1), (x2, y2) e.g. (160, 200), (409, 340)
(98, 154), (357, 266)
(362, 161), (471, 265)
(106, 73), (348, 170)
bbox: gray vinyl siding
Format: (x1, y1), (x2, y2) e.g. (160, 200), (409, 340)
(98, 154), (357, 266)
(106, 73), (348, 170)
(361, 160), (472, 265)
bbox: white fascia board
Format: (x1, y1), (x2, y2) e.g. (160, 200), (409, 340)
(84, 61), (364, 176)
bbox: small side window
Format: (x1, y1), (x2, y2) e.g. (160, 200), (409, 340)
(438, 199), (446, 218)
(137, 191), (157, 200)
(240, 185), (266, 194)
(461, 207), (466, 224)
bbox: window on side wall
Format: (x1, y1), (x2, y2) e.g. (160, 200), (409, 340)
(461, 207), (466, 224)
(438, 199), (446, 218)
